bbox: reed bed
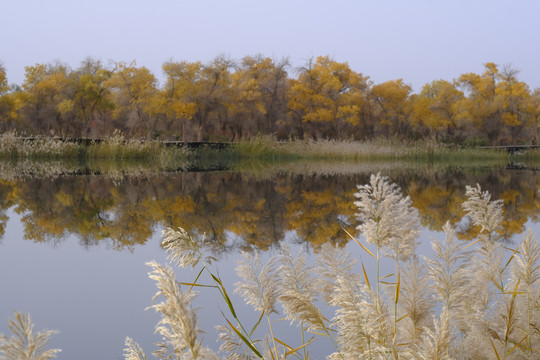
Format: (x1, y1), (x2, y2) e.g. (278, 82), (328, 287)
(0, 132), (190, 163)
(232, 136), (511, 162)
(3, 173), (540, 359)
(0, 132), (80, 160)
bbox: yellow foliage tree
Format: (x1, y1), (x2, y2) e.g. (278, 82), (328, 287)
(370, 79), (413, 138)
(106, 61), (158, 137)
(288, 56), (368, 139)
(411, 79), (466, 141)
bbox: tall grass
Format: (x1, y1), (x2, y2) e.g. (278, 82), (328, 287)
(233, 136), (512, 162)
(0, 312), (61, 360)
(0, 132), (190, 163)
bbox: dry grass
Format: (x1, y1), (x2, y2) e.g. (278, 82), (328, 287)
(233, 136), (512, 162)
(0, 312), (61, 360)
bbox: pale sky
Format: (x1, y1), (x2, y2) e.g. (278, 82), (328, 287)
(1, 0), (539, 92)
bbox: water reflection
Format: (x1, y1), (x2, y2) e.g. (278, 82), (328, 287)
(0, 164), (538, 249)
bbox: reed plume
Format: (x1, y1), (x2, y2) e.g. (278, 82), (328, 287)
(161, 227), (216, 268)
(145, 260), (216, 360)
(399, 255), (434, 347)
(462, 183), (503, 239)
(0, 311), (61, 360)
(277, 245), (327, 334)
(509, 228), (540, 357)
(234, 251), (279, 315)
(215, 325), (257, 360)
(412, 307), (451, 360)
(355, 172), (420, 299)
(123, 337), (148, 360)
(315, 243), (357, 303)
(233, 251), (280, 359)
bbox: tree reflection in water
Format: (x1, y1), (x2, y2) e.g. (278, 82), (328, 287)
(0, 165), (537, 251)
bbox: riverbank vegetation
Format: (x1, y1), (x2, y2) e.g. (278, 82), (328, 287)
(1, 56), (539, 145)
(0, 130), (524, 165)
(3, 174), (540, 359)
(0, 131), (189, 162)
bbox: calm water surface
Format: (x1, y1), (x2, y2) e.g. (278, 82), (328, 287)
(0, 163), (539, 359)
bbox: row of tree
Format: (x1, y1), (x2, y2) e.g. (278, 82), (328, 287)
(0, 56), (539, 144)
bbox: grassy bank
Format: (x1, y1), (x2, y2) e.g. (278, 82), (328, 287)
(232, 136), (514, 162)
(0, 132), (190, 163)
(2, 133), (534, 172)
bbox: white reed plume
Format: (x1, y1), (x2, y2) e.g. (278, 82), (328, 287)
(328, 275), (388, 358)
(216, 325), (257, 360)
(510, 228), (540, 355)
(413, 307), (451, 360)
(514, 229), (540, 288)
(0, 311), (61, 360)
(234, 251), (279, 315)
(355, 173), (420, 296)
(234, 251), (280, 359)
(399, 255), (434, 347)
(425, 222), (469, 317)
(146, 260), (214, 360)
(355, 173), (418, 251)
(315, 242), (357, 303)
(277, 245), (327, 334)
(123, 337), (148, 360)
(161, 227), (216, 268)
(462, 184), (503, 239)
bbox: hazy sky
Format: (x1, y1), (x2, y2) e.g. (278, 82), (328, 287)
(1, 0), (539, 91)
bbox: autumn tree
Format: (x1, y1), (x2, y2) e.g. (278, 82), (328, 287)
(160, 56), (234, 141)
(495, 65), (536, 143)
(106, 61), (158, 137)
(288, 56), (368, 139)
(458, 63), (536, 144)
(369, 79), (413, 138)
(193, 55), (235, 141)
(0, 63), (12, 130)
(159, 60), (200, 139)
(228, 55), (290, 139)
(18, 62), (72, 135)
(532, 88), (540, 143)
(57, 58), (114, 137)
(411, 79), (467, 141)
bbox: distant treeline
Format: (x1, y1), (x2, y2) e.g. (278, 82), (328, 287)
(0, 55), (538, 145)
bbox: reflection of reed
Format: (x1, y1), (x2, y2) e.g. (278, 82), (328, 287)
(0, 158), (191, 180)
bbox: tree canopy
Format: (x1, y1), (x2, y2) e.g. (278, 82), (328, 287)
(1, 56), (539, 145)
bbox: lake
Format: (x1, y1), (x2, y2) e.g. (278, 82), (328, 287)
(0, 160), (539, 359)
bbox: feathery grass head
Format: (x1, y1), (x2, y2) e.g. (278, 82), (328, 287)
(425, 222), (470, 313)
(234, 251), (279, 315)
(216, 325), (258, 360)
(413, 306), (451, 360)
(514, 228), (540, 287)
(316, 242), (358, 303)
(277, 245), (327, 333)
(145, 260), (204, 359)
(0, 311), (61, 360)
(399, 255), (434, 346)
(355, 172), (419, 258)
(161, 227), (216, 268)
(462, 184), (503, 238)
(123, 337), (148, 360)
